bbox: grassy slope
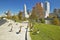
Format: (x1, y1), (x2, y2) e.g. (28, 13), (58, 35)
(30, 23), (60, 40)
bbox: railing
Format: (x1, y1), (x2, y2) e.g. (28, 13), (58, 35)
(25, 27), (28, 40)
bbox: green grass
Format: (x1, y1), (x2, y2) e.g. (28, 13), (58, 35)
(30, 23), (60, 40)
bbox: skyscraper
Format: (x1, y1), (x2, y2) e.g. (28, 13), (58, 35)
(44, 1), (50, 18)
(23, 4), (29, 18)
(41, 2), (43, 8)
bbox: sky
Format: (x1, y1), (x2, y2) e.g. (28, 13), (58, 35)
(0, 0), (60, 15)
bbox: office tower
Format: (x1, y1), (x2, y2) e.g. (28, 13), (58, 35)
(23, 4), (29, 18)
(41, 2), (43, 8)
(44, 1), (50, 18)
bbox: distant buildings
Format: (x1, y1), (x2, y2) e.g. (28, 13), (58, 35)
(53, 9), (60, 17)
(49, 9), (60, 18)
(4, 1), (50, 19)
(44, 1), (50, 18)
(23, 4), (29, 18)
(41, 2), (43, 8)
(22, 1), (50, 19)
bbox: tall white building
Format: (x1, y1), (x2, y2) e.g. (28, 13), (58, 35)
(44, 1), (50, 18)
(41, 2), (43, 8)
(23, 4), (29, 18)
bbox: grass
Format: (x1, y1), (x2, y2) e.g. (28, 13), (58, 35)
(30, 23), (60, 40)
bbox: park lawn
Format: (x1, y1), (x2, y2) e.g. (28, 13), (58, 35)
(30, 23), (60, 40)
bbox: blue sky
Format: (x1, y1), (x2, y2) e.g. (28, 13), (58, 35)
(0, 0), (60, 15)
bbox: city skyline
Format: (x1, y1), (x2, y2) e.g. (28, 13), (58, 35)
(0, 0), (60, 15)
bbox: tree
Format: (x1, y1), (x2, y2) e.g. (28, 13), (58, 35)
(35, 2), (44, 19)
(29, 7), (38, 21)
(5, 10), (12, 19)
(12, 15), (19, 21)
(18, 11), (23, 20)
(40, 18), (45, 23)
(29, 2), (45, 22)
(52, 17), (60, 25)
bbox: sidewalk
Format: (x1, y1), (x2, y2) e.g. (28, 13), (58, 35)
(0, 20), (31, 40)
